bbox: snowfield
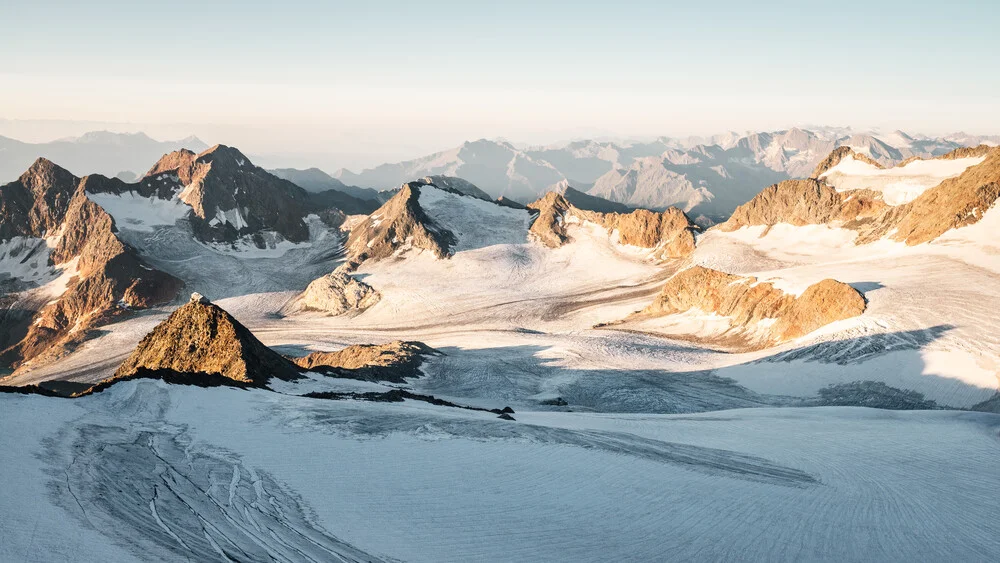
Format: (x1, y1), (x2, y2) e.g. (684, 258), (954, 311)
(819, 154), (985, 205)
(3, 183), (1000, 561)
(87, 190), (192, 232)
(1, 381), (999, 562)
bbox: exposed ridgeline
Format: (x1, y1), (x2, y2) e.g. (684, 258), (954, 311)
(87, 145), (317, 247)
(0, 159), (182, 371)
(625, 266), (866, 349)
(337, 181), (458, 272)
(722, 146), (1000, 246)
(291, 340), (441, 383)
(528, 188), (700, 259)
(810, 146), (884, 178)
(109, 293), (302, 388)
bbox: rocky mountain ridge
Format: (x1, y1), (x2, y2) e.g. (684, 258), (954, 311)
(622, 265), (866, 349)
(112, 293), (302, 386)
(722, 146), (1000, 246)
(332, 128), (997, 221)
(0, 158), (183, 371)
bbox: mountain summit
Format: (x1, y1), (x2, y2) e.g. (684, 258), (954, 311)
(113, 293), (302, 386)
(139, 145), (313, 245)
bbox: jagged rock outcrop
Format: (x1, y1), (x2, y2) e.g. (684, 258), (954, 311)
(874, 146), (1000, 245)
(724, 146), (1000, 247)
(125, 145), (315, 245)
(292, 340), (440, 383)
(527, 192), (572, 247)
(297, 272), (381, 315)
(630, 266), (865, 347)
(527, 191), (699, 258)
(811, 146), (883, 178)
(0, 159), (182, 370)
(338, 183), (456, 271)
(721, 179), (887, 232)
(418, 176), (492, 200)
(113, 293), (302, 386)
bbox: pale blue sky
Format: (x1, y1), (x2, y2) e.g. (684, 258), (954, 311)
(2, 0), (998, 168)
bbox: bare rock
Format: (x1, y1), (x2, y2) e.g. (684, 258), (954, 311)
(292, 340), (440, 383)
(725, 146), (1000, 248)
(113, 299), (302, 386)
(299, 272), (380, 315)
(141, 145), (313, 245)
(634, 265), (865, 347)
(339, 183), (455, 271)
(0, 160), (182, 371)
(811, 146), (883, 178)
(527, 191), (699, 258)
(721, 179), (886, 232)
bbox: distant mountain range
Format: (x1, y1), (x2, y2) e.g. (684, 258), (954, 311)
(333, 128), (1000, 222)
(0, 131), (208, 184)
(4, 128), (999, 224)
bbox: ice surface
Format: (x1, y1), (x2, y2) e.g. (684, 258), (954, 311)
(87, 191), (192, 232)
(2, 381), (999, 562)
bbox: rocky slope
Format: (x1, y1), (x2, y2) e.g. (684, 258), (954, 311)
(810, 146), (883, 178)
(338, 182), (457, 271)
(528, 191), (699, 259)
(141, 145), (314, 244)
(112, 293), (302, 386)
(626, 266), (866, 348)
(0, 159), (183, 371)
(296, 272), (381, 315)
(722, 146), (1000, 246)
(722, 178), (887, 232)
(292, 340), (440, 383)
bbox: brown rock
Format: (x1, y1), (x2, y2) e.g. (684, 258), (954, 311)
(292, 340), (440, 383)
(721, 179), (887, 232)
(811, 146), (883, 179)
(526, 191), (571, 248)
(298, 272), (381, 315)
(141, 145), (313, 245)
(0, 161), (182, 371)
(635, 265), (865, 347)
(527, 191), (699, 258)
(338, 183), (455, 271)
(114, 297), (302, 386)
(724, 146), (1000, 247)
(882, 147), (1000, 245)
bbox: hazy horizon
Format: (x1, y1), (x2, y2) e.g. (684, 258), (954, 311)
(4, 0), (999, 170)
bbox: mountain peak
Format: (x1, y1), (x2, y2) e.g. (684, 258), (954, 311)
(811, 146), (883, 178)
(113, 297), (302, 386)
(19, 157), (78, 193)
(199, 144), (249, 161)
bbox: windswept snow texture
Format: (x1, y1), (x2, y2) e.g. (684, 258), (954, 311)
(417, 185), (532, 251)
(5, 155), (1000, 560)
(87, 190), (192, 232)
(820, 155), (986, 205)
(2, 381), (1000, 562)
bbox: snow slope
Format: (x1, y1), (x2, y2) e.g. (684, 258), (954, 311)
(417, 185), (532, 252)
(819, 155), (986, 205)
(87, 190), (192, 232)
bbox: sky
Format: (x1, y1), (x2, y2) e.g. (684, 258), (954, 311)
(2, 0), (999, 170)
